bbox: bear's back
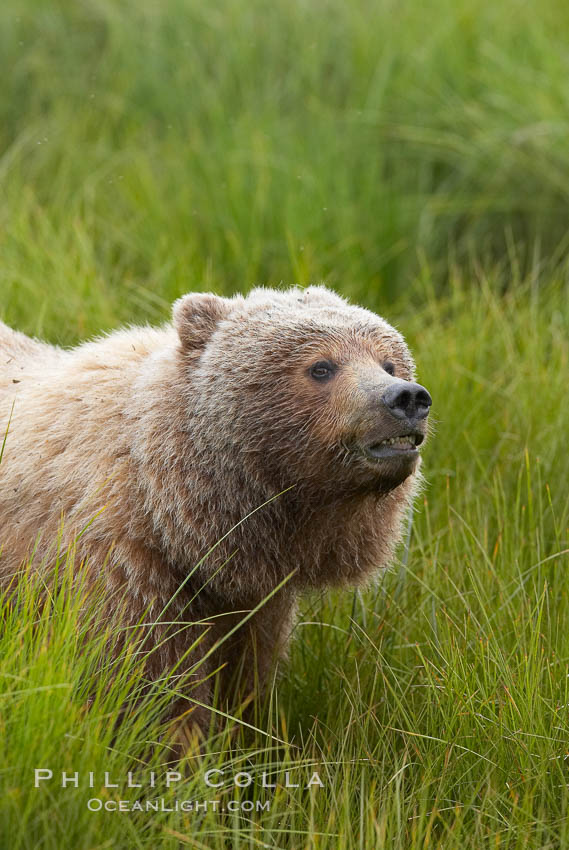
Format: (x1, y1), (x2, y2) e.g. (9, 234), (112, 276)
(0, 321), (65, 406)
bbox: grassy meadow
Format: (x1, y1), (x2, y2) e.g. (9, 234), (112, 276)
(2, 0), (569, 847)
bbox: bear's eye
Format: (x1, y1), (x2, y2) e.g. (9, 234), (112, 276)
(383, 361), (396, 376)
(309, 360), (337, 382)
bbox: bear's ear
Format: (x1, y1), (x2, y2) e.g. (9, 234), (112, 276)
(173, 292), (230, 351)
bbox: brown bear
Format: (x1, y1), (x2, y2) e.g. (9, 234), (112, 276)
(0, 286), (431, 734)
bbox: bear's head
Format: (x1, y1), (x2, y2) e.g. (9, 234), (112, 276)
(173, 286), (431, 499)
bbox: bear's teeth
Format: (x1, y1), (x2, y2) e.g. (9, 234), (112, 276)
(378, 435), (415, 448)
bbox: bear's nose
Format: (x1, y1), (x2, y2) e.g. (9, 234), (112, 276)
(381, 382), (432, 424)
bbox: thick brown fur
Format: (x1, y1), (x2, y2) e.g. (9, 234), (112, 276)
(0, 286), (429, 734)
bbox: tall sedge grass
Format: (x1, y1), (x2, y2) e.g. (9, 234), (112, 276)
(2, 0), (569, 340)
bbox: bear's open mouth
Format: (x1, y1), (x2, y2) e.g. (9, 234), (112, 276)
(363, 432), (424, 461)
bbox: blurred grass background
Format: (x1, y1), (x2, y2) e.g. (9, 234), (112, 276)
(2, 0), (569, 337)
(2, 0), (569, 848)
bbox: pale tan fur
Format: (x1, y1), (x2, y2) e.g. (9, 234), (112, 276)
(0, 287), (428, 733)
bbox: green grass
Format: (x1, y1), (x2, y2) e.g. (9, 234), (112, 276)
(3, 0), (569, 338)
(2, 0), (569, 847)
